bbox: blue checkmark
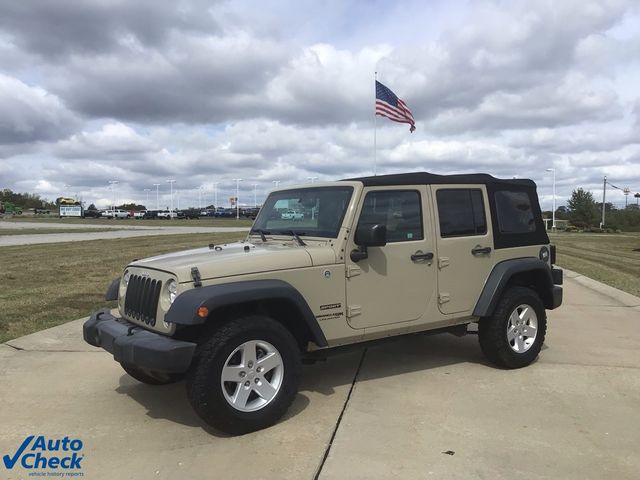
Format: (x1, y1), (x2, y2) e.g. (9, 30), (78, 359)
(3, 436), (34, 469)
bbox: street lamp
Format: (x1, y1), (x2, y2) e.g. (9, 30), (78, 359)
(252, 183), (258, 207)
(213, 182), (219, 209)
(545, 168), (556, 231)
(232, 178), (242, 220)
(143, 188), (151, 209)
(272, 180), (280, 189)
(307, 176), (318, 184)
(166, 179), (176, 218)
(153, 183), (161, 211)
(108, 180), (118, 212)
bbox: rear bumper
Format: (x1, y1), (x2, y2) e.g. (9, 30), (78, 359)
(83, 309), (196, 373)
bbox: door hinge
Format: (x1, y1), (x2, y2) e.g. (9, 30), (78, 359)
(346, 305), (362, 317)
(438, 293), (450, 304)
(346, 265), (361, 278)
(438, 257), (450, 269)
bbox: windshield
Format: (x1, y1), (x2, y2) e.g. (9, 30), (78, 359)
(252, 186), (353, 238)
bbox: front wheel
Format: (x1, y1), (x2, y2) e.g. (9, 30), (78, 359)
(187, 315), (301, 435)
(478, 286), (547, 369)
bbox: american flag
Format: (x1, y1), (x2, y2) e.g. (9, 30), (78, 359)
(375, 80), (416, 132)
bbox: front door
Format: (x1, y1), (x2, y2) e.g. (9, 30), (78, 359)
(345, 187), (437, 329)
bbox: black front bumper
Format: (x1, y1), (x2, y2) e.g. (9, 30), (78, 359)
(83, 309), (196, 373)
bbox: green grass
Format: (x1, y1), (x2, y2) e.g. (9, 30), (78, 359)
(0, 228), (119, 236)
(3, 217), (253, 227)
(0, 232), (245, 343)
(550, 232), (640, 297)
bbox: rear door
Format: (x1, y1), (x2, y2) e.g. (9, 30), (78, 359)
(432, 185), (495, 315)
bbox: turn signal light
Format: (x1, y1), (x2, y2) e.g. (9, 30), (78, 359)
(197, 306), (209, 318)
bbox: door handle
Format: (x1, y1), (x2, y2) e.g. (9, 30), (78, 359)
(471, 246), (492, 255)
(411, 251), (434, 261)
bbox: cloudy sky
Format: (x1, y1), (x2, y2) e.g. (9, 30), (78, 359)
(1, 0), (639, 210)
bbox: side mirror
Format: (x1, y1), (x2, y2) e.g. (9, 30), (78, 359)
(351, 224), (387, 262)
(355, 223), (387, 247)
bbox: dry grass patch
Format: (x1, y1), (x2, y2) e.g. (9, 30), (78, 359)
(0, 232), (245, 343)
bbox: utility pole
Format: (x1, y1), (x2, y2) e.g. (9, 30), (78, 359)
(601, 176), (606, 228)
(153, 183), (160, 210)
(108, 180), (118, 212)
(232, 179), (242, 219)
(545, 168), (556, 231)
(213, 182), (219, 209)
(144, 188), (151, 209)
(167, 179), (176, 219)
(623, 188), (630, 208)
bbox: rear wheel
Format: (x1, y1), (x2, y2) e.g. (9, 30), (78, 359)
(187, 315), (301, 434)
(478, 286), (547, 369)
(121, 364), (184, 385)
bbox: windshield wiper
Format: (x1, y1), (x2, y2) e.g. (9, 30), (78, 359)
(250, 228), (269, 242)
(288, 230), (306, 246)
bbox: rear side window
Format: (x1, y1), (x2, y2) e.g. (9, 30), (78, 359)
(436, 189), (487, 237)
(494, 191), (536, 233)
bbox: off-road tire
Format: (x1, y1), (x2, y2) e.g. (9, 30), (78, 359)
(478, 286), (547, 369)
(186, 315), (301, 435)
(121, 364), (184, 385)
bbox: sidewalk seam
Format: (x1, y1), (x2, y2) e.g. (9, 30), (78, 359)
(313, 347), (368, 480)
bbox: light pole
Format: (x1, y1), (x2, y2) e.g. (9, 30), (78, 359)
(623, 188), (630, 208)
(635, 193), (640, 206)
(167, 179), (176, 218)
(601, 176), (607, 228)
(144, 188), (151, 209)
(153, 183), (160, 211)
(232, 178), (242, 219)
(272, 180), (280, 189)
(198, 186), (202, 210)
(108, 180), (118, 212)
(213, 182), (219, 209)
(545, 168), (556, 231)
(307, 176), (318, 184)
(252, 183), (258, 207)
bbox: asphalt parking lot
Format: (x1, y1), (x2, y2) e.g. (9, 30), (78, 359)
(1, 271), (639, 480)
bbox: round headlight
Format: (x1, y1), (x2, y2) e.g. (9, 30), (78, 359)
(539, 246), (550, 263)
(167, 279), (177, 304)
(123, 270), (131, 286)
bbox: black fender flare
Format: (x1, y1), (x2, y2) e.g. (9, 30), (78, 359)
(165, 279), (328, 347)
(105, 277), (121, 301)
(473, 258), (554, 317)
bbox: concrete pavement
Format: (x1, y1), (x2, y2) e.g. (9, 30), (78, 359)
(0, 222), (250, 246)
(1, 274), (639, 479)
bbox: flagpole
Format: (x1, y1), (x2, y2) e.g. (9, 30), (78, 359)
(374, 71), (377, 176)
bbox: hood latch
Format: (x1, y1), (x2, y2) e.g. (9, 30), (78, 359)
(191, 267), (202, 287)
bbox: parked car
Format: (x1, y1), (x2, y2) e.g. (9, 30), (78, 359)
(83, 209), (101, 218)
(180, 209), (200, 219)
(157, 210), (178, 219)
(142, 210), (159, 220)
(281, 210), (304, 220)
(133, 210), (146, 219)
(102, 209), (130, 219)
(85, 171), (563, 435)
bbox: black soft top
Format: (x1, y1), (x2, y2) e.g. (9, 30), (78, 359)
(344, 172), (536, 188)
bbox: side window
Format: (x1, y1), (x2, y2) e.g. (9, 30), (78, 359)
(436, 189), (487, 237)
(494, 191), (535, 233)
(358, 190), (423, 242)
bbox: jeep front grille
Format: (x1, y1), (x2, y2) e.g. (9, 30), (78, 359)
(124, 275), (162, 326)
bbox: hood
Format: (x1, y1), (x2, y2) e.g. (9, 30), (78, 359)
(130, 240), (328, 283)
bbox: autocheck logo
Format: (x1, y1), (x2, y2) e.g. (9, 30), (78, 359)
(3, 435), (84, 473)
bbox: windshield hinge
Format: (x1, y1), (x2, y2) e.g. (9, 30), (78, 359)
(190, 267), (202, 287)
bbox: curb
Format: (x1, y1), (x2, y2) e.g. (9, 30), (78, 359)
(561, 267), (640, 307)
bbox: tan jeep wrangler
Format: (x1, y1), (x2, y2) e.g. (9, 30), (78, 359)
(84, 172), (563, 434)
